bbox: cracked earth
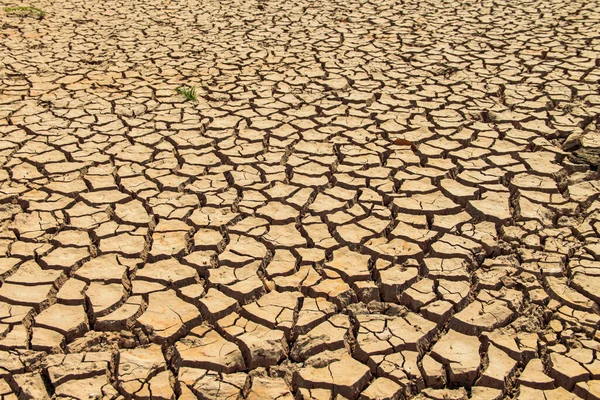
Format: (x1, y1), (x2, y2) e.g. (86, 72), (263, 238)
(0, 0), (600, 398)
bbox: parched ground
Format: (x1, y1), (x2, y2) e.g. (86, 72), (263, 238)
(0, 0), (600, 398)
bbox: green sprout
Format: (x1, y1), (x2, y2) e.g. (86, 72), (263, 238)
(4, 6), (45, 19)
(175, 85), (198, 102)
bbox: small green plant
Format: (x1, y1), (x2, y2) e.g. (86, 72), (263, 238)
(176, 85), (198, 102)
(3, 6), (45, 19)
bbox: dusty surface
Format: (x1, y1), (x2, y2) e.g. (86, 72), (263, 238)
(1, 0), (600, 398)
